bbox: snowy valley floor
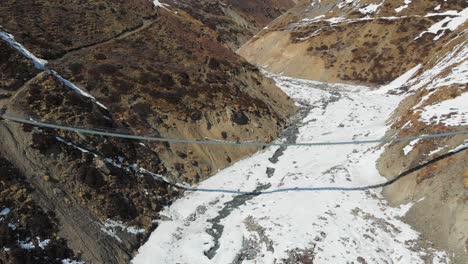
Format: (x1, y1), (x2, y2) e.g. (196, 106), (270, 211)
(133, 75), (447, 264)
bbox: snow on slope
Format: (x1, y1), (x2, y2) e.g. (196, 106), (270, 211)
(420, 92), (468, 127)
(403, 138), (421, 155)
(395, 0), (412, 13)
(359, 2), (383, 15)
(0, 31), (48, 69)
(293, 1), (466, 43)
(404, 38), (468, 127)
(133, 74), (447, 263)
(0, 31), (108, 109)
(417, 7), (468, 41)
(153, 0), (169, 9)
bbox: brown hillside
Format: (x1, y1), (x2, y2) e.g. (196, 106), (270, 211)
(239, 0), (467, 85)
(0, 1), (295, 263)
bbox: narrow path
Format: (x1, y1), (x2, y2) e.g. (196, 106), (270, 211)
(123, 75), (450, 264)
(52, 17), (159, 63)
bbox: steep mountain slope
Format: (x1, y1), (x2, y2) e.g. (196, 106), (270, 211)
(1, 38), (179, 263)
(0, 0), (156, 59)
(238, 0), (468, 262)
(377, 28), (468, 262)
(0, 1), (295, 263)
(239, 0), (467, 84)
(47, 7), (295, 184)
(164, 0), (296, 49)
(0, 154), (77, 263)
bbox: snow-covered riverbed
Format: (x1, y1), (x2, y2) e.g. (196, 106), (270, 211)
(133, 75), (447, 264)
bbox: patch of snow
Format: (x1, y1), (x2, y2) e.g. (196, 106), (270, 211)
(426, 10), (461, 17)
(105, 158), (122, 168)
(338, 0), (357, 9)
(55, 136), (97, 156)
(434, 5), (441, 11)
(419, 92), (468, 126)
(18, 237), (50, 250)
(8, 223), (17, 230)
(307, 14), (324, 22)
(38, 238), (50, 249)
(18, 241), (35, 250)
(395, 5), (407, 13)
(127, 226), (146, 235)
(0, 32), (48, 69)
(52, 71), (108, 109)
(359, 3), (382, 15)
(324, 16), (347, 24)
(297, 15), (415, 29)
(56, 136), (146, 175)
(62, 259), (85, 264)
(398, 200), (416, 215)
(297, 5), (464, 32)
(417, 7), (468, 41)
(153, 0), (169, 9)
(433, 251), (450, 264)
(449, 140), (468, 153)
(0, 30), (108, 110)
(57, 136), (160, 181)
(427, 60), (468, 90)
(100, 227), (122, 243)
(427, 146), (446, 156)
(139, 167), (182, 187)
(401, 120), (413, 130)
(395, 0), (412, 13)
(411, 89), (437, 110)
(409, 40), (467, 95)
(403, 139), (421, 155)
(130, 163), (140, 172)
(101, 219), (145, 242)
(0, 208), (10, 216)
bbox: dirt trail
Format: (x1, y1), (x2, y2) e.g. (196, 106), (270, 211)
(52, 17), (159, 63)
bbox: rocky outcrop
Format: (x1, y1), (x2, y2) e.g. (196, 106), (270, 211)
(0, 1), (295, 263)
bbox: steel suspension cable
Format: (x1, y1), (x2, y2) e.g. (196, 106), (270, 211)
(2, 114), (468, 147)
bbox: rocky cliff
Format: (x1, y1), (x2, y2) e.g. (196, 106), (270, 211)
(0, 1), (295, 263)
